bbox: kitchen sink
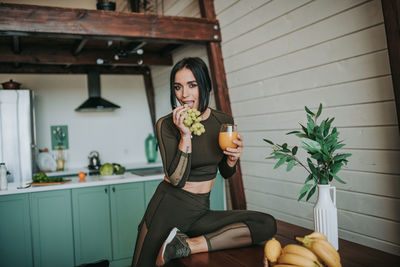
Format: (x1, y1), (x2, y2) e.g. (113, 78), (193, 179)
(130, 167), (164, 176)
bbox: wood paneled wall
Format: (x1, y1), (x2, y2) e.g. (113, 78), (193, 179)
(152, 0), (400, 255)
(216, 0), (400, 256)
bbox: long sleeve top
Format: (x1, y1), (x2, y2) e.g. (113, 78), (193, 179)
(156, 108), (237, 187)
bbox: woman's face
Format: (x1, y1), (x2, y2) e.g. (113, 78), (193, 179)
(174, 68), (199, 110)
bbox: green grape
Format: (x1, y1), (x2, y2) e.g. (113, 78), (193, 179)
(180, 106), (206, 136)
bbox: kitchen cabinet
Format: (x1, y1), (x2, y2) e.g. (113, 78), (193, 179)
(110, 183), (145, 262)
(0, 176), (225, 267)
(31, 189), (74, 267)
(72, 182), (148, 266)
(72, 185), (113, 266)
(0, 193), (33, 267)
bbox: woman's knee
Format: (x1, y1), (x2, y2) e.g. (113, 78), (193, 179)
(247, 212), (277, 243)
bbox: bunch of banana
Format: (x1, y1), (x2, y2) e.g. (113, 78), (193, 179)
(275, 243), (322, 267)
(296, 232), (341, 267)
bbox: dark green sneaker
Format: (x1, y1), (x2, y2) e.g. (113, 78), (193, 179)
(156, 227), (191, 266)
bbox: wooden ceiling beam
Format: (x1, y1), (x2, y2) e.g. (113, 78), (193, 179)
(0, 45), (172, 66)
(0, 3), (220, 43)
(72, 39), (88, 56)
(12, 36), (20, 54)
(0, 63), (146, 74)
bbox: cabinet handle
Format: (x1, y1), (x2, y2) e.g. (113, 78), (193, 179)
(104, 187), (108, 193)
(112, 186), (115, 192)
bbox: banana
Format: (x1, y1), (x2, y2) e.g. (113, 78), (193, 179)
(305, 232), (328, 240)
(297, 237), (341, 267)
(278, 253), (322, 267)
(264, 237), (282, 263)
(282, 244), (319, 262)
(311, 239), (341, 267)
(274, 265), (304, 267)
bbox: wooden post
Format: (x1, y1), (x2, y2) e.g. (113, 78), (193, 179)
(143, 67), (157, 135)
(381, 0), (400, 130)
(199, 0), (247, 210)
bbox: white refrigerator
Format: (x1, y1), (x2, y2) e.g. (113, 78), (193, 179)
(0, 89), (37, 187)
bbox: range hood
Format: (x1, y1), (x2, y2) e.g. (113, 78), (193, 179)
(75, 71), (120, 112)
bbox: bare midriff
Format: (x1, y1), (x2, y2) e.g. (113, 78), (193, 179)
(163, 176), (215, 194)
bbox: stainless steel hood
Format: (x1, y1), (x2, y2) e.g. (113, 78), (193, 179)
(75, 71), (120, 112)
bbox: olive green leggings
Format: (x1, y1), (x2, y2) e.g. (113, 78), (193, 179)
(131, 181), (276, 267)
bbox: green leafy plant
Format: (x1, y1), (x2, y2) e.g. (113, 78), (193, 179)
(264, 104), (351, 201)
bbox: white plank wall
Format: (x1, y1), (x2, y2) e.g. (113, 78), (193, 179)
(218, 0), (400, 256)
(150, 0), (400, 256)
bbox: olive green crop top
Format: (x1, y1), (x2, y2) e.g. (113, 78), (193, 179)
(156, 108), (237, 188)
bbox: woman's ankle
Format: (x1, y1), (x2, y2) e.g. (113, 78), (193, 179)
(187, 236), (208, 254)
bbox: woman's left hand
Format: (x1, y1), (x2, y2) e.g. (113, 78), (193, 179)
(224, 134), (243, 167)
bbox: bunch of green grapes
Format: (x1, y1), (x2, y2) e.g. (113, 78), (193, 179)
(182, 104), (205, 136)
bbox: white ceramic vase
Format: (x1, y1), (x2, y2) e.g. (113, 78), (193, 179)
(313, 184), (339, 250)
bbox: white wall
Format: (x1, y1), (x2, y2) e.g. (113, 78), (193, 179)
(0, 74), (153, 169)
(215, 0), (400, 256)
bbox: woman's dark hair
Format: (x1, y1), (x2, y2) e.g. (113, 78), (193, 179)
(170, 57), (212, 113)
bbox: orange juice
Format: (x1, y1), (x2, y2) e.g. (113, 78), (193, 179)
(219, 131), (238, 150)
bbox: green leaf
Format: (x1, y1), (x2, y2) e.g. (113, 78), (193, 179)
(302, 138), (321, 153)
(273, 153), (286, 159)
(295, 133), (308, 138)
(274, 156), (287, 169)
(282, 148), (291, 153)
(311, 153), (322, 160)
(300, 123), (308, 135)
(334, 143), (346, 150)
(307, 115), (315, 135)
(292, 146), (298, 155)
(304, 174), (313, 184)
(263, 139), (274, 145)
(315, 103), (323, 118)
(298, 184), (312, 201)
(307, 158), (318, 177)
(305, 106), (315, 116)
(306, 185), (317, 201)
(330, 162), (342, 174)
(287, 130), (301, 135)
(286, 160), (296, 171)
(282, 143), (288, 149)
(333, 153), (352, 161)
(330, 172), (346, 184)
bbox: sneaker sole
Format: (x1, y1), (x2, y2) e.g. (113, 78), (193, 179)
(156, 227), (178, 266)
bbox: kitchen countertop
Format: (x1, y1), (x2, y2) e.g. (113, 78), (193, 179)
(0, 162), (164, 196)
(45, 161), (163, 177)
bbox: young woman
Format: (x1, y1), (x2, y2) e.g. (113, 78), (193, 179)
(131, 57), (277, 267)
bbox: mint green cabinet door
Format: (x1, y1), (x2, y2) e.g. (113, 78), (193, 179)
(31, 190), (74, 267)
(144, 179), (162, 207)
(72, 186), (112, 265)
(210, 173), (226, 210)
(110, 183), (146, 261)
(0, 193), (33, 267)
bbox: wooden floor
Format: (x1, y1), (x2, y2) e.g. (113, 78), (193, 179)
(165, 220), (400, 267)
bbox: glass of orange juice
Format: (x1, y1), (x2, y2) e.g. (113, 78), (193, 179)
(219, 124), (238, 150)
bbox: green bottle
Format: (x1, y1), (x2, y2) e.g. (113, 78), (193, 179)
(145, 134), (157, 163)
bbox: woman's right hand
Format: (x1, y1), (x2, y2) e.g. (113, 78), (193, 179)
(173, 106), (191, 137)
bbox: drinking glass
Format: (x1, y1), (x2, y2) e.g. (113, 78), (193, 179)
(219, 124), (238, 150)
